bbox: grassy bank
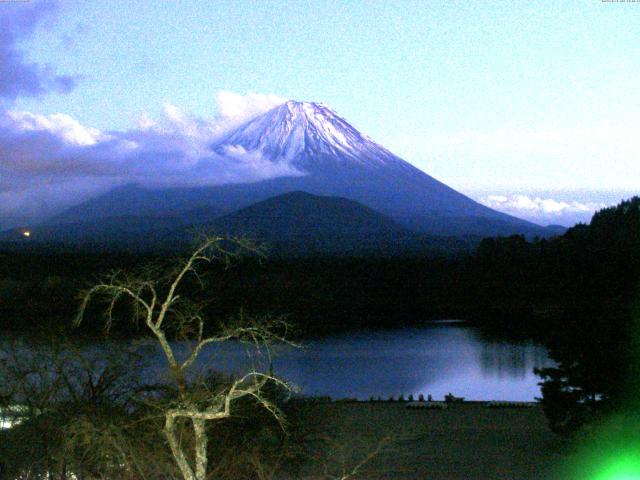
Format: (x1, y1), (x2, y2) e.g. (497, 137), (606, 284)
(285, 402), (561, 480)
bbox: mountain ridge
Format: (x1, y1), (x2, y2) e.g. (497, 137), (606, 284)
(50, 100), (556, 238)
(1, 192), (475, 256)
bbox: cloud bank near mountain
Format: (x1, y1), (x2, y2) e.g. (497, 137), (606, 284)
(0, 92), (297, 226)
(0, 86), (619, 231)
(479, 194), (606, 226)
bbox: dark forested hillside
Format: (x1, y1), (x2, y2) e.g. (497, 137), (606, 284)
(2, 197), (638, 341)
(2, 198), (639, 435)
(0, 251), (466, 337)
(463, 197), (640, 433)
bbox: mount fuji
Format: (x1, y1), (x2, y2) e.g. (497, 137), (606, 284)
(52, 100), (552, 238)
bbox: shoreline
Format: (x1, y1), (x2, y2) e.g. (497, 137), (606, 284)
(285, 401), (560, 479)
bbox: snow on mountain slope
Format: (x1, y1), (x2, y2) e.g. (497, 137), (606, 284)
(214, 100), (410, 171)
(212, 101), (535, 225)
(53, 100), (549, 237)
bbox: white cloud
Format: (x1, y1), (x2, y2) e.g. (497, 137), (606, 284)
(5, 110), (109, 146)
(0, 92), (298, 225)
(214, 91), (285, 124)
(126, 94), (285, 161)
(479, 194), (607, 226)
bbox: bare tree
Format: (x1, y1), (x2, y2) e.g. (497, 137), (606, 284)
(0, 338), (174, 479)
(76, 237), (294, 480)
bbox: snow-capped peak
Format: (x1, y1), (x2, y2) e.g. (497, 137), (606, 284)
(213, 100), (405, 171)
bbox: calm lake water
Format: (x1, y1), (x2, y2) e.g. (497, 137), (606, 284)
(187, 322), (554, 402)
(2, 322), (554, 402)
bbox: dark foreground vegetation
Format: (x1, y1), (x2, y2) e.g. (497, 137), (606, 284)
(291, 402), (559, 480)
(1, 197), (639, 477)
(2, 198), (639, 338)
(0, 340), (558, 480)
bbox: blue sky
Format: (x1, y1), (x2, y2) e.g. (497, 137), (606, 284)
(1, 0), (639, 226)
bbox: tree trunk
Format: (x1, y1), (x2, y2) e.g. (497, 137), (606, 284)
(193, 418), (208, 480)
(165, 414), (197, 480)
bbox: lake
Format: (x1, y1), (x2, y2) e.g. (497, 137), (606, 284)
(189, 322), (554, 402)
(1, 322), (554, 402)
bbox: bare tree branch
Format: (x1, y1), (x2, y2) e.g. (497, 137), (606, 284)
(76, 236), (292, 480)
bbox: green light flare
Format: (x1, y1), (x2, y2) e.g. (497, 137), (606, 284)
(553, 413), (640, 480)
(591, 452), (640, 480)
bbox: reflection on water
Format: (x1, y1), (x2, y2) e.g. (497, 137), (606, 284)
(192, 323), (554, 401)
(478, 339), (551, 380)
(2, 324), (554, 402)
